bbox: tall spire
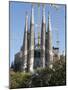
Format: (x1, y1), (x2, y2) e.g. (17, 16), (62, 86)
(47, 12), (53, 68)
(48, 12), (52, 31)
(22, 12), (28, 72)
(25, 12), (28, 32)
(42, 4), (45, 23)
(29, 4), (35, 72)
(40, 4), (46, 68)
(31, 4), (34, 24)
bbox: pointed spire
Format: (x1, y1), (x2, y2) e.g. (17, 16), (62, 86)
(22, 12), (28, 72)
(29, 4), (35, 72)
(40, 4), (46, 68)
(42, 4), (45, 23)
(31, 4), (34, 24)
(25, 12), (28, 32)
(48, 12), (51, 31)
(47, 12), (53, 68)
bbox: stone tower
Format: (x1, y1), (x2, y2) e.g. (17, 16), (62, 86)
(29, 5), (35, 72)
(22, 12), (28, 72)
(40, 5), (46, 68)
(47, 13), (53, 68)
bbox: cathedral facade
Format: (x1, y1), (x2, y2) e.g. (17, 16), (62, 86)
(13, 5), (60, 72)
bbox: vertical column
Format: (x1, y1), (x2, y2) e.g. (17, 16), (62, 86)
(38, 32), (41, 48)
(47, 13), (53, 68)
(22, 12), (28, 72)
(40, 5), (46, 68)
(29, 5), (35, 72)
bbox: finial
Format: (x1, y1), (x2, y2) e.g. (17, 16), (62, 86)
(48, 11), (50, 18)
(42, 3), (45, 8)
(38, 3), (40, 7)
(42, 4), (45, 23)
(25, 11), (28, 32)
(48, 11), (51, 20)
(48, 11), (51, 22)
(31, 3), (34, 24)
(32, 3), (34, 8)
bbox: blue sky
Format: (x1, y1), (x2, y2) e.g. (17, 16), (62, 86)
(9, 1), (66, 64)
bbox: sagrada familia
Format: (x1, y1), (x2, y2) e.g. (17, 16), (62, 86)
(13, 5), (60, 72)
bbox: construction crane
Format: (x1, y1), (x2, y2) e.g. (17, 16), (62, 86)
(50, 4), (60, 10)
(50, 4), (60, 49)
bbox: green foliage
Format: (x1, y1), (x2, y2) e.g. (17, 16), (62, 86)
(49, 59), (66, 86)
(10, 56), (66, 88)
(31, 67), (53, 87)
(10, 72), (31, 89)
